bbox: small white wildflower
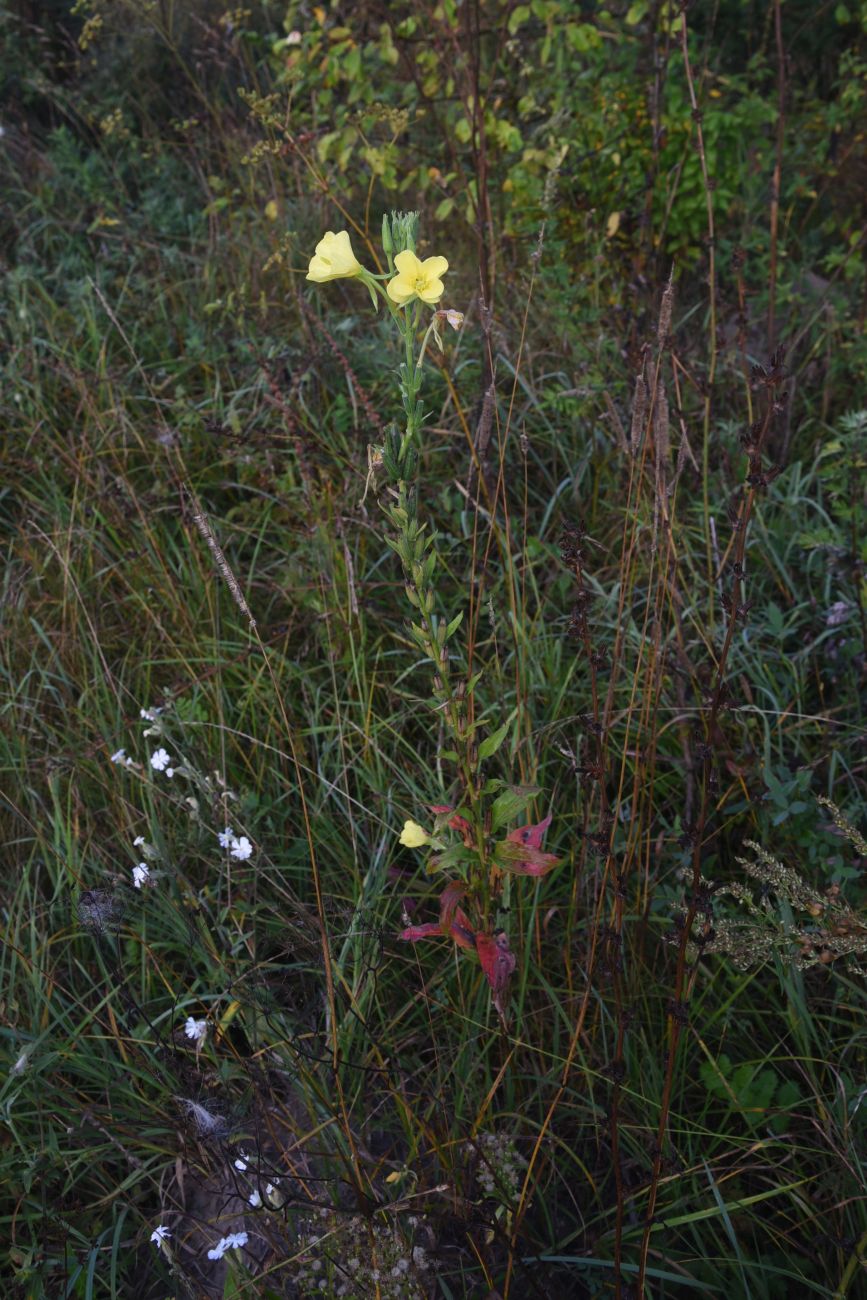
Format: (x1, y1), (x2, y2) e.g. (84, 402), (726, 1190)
(133, 835), (145, 847)
(230, 836), (253, 861)
(125, 757), (135, 768)
(132, 863), (150, 889)
(218, 826), (235, 848)
(151, 1224), (171, 1247)
(248, 1188), (262, 1208)
(150, 748), (172, 772)
(184, 1017), (207, 1042)
(234, 1153), (249, 1172)
(265, 1182), (275, 1196)
(286, 29), (302, 43)
(165, 767), (175, 778)
(207, 1231), (248, 1259)
(110, 748), (126, 764)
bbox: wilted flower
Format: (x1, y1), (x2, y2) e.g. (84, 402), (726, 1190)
(306, 230), (363, 283)
(442, 308), (464, 329)
(399, 819), (430, 849)
(387, 250), (449, 306)
(179, 1098), (225, 1136)
(218, 826), (235, 848)
(110, 748), (127, 764)
(78, 888), (124, 935)
(230, 836), (253, 861)
(827, 600), (851, 627)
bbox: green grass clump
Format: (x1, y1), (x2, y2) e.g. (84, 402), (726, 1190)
(2, 3), (867, 1298)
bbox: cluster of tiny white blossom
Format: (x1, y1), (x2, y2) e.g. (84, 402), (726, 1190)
(474, 1132), (527, 1203)
(292, 1211), (429, 1298)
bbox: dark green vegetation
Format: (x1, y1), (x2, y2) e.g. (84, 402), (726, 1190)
(2, 2), (867, 1296)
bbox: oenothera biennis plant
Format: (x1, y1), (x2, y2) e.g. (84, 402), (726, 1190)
(307, 214), (560, 1024)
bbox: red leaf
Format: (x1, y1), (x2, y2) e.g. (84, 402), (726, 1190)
(507, 813), (552, 851)
(449, 909), (475, 950)
(429, 803), (473, 842)
(439, 880), (467, 927)
(475, 930), (517, 1024)
(502, 813), (559, 875)
(399, 883), (476, 950)
(399, 922), (442, 942)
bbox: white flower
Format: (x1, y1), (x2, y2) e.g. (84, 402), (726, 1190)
(133, 835), (145, 847)
(151, 1225), (171, 1247)
(233, 1154), (249, 1172)
(230, 836), (253, 861)
(110, 748), (126, 764)
(150, 748), (172, 772)
(132, 863), (150, 889)
(286, 29), (302, 44)
(218, 826), (235, 848)
(248, 1188), (262, 1208)
(265, 1182), (276, 1196)
(184, 1017), (207, 1042)
(206, 1231), (248, 1260)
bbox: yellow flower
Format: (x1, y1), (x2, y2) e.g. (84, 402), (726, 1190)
(399, 819), (430, 849)
(387, 250), (449, 306)
(306, 230), (363, 283)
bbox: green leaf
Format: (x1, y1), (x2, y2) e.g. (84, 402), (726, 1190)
(508, 4), (531, 34)
(438, 749), (460, 763)
(478, 718), (511, 761)
(490, 785), (542, 833)
(435, 197), (456, 221)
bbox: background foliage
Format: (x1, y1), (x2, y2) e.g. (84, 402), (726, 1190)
(1, 1), (866, 1297)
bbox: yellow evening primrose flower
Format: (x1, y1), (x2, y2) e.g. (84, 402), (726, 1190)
(306, 230), (363, 283)
(399, 819), (430, 849)
(387, 250), (449, 306)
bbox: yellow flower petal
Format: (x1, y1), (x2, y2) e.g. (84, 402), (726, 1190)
(393, 250), (417, 274)
(306, 229), (363, 282)
(386, 249), (449, 306)
(418, 278), (444, 304)
(387, 275), (416, 305)
(420, 255), (448, 280)
(399, 819), (430, 849)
